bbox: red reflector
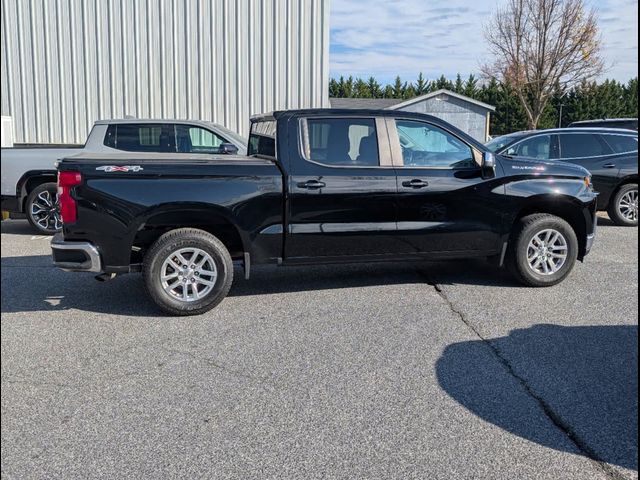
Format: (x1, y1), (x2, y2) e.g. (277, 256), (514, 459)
(57, 171), (82, 224)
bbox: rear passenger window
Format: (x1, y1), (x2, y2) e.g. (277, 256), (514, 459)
(559, 134), (608, 158)
(302, 118), (379, 167)
(105, 124), (174, 152)
(603, 134), (638, 154)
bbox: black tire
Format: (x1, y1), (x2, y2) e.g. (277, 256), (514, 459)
(607, 183), (638, 227)
(25, 182), (62, 234)
(142, 228), (234, 316)
(507, 214), (579, 287)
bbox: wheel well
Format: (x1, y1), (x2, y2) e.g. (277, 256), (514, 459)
(20, 174), (57, 211)
(513, 200), (588, 258)
(130, 210), (244, 264)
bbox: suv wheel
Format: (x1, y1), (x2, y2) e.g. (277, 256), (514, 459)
(26, 182), (62, 234)
(508, 214), (578, 287)
(143, 228), (234, 316)
(608, 183), (638, 226)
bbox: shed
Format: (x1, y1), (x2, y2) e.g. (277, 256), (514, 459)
(329, 89), (495, 142)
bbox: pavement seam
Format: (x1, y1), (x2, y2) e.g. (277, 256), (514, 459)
(423, 274), (626, 480)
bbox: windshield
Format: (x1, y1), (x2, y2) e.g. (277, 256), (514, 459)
(207, 123), (247, 149)
(485, 133), (526, 152)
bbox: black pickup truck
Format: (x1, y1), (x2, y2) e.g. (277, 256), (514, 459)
(52, 109), (598, 315)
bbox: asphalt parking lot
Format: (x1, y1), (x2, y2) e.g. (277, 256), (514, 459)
(1, 215), (637, 480)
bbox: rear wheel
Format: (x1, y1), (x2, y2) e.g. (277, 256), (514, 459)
(608, 183), (638, 226)
(142, 228), (234, 316)
(26, 182), (62, 234)
(507, 214), (578, 287)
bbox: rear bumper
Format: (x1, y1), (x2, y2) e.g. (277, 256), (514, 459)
(51, 234), (102, 272)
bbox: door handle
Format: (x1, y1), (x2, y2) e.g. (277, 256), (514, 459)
(297, 180), (326, 189)
(402, 179), (429, 189)
(603, 163), (617, 169)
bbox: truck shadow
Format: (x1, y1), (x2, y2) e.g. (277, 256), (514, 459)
(436, 324), (638, 471)
(1, 255), (520, 315)
(229, 258), (520, 297)
(1, 219), (41, 236)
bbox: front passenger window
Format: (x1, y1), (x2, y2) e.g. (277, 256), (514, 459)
(395, 120), (475, 168)
(175, 125), (227, 154)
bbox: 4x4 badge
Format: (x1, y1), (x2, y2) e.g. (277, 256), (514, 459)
(96, 165), (144, 172)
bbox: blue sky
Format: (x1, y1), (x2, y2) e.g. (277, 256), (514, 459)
(329, 0), (639, 85)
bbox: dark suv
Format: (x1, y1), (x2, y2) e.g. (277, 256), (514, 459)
(487, 128), (638, 226)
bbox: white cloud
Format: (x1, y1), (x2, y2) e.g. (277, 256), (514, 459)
(329, 0), (639, 83)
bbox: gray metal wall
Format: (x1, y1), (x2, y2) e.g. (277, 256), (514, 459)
(398, 95), (490, 142)
(1, 0), (330, 144)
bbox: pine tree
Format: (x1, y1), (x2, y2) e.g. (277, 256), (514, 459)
(367, 77), (382, 98)
(383, 85), (395, 98)
(454, 74), (464, 94)
(404, 84), (417, 99)
(434, 75), (453, 90)
(415, 72), (428, 95)
(329, 78), (340, 98)
(623, 78), (638, 117)
(392, 76), (406, 99)
(354, 78), (371, 98)
(343, 76), (355, 98)
(463, 74), (478, 98)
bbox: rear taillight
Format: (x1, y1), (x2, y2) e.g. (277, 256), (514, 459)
(57, 171), (82, 224)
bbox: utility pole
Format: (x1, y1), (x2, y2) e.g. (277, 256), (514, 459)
(558, 103), (565, 128)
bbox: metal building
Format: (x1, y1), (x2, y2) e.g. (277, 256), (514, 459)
(1, 0), (330, 144)
(330, 89), (496, 142)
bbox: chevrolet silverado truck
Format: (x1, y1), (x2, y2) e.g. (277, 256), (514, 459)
(1, 119), (246, 233)
(51, 109), (598, 316)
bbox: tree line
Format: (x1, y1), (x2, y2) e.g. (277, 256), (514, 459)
(329, 74), (638, 136)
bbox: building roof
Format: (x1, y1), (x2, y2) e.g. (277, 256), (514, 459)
(329, 89), (495, 112)
(328, 98), (404, 109)
(389, 89), (496, 112)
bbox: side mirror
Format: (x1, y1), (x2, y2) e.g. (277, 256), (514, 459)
(219, 143), (239, 155)
(482, 151), (496, 179)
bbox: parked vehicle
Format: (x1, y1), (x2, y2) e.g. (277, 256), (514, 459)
(568, 118), (638, 131)
(52, 109), (598, 315)
(0, 119), (247, 234)
(487, 128), (638, 226)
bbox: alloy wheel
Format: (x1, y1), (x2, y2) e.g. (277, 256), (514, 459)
(30, 190), (62, 232)
(618, 188), (638, 223)
(160, 248), (218, 302)
(526, 228), (568, 275)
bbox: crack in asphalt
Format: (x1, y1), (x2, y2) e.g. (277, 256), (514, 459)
(159, 346), (274, 386)
(422, 274), (626, 480)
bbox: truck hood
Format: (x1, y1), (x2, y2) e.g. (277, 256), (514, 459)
(500, 155), (590, 178)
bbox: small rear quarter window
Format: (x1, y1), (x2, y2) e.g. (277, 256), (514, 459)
(603, 134), (638, 154)
(248, 120), (276, 158)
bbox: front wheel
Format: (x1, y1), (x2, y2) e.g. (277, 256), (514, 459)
(607, 183), (638, 226)
(26, 182), (62, 234)
(507, 214), (579, 287)
(142, 228), (234, 316)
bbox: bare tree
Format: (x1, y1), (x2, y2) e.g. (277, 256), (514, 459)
(483, 0), (605, 129)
